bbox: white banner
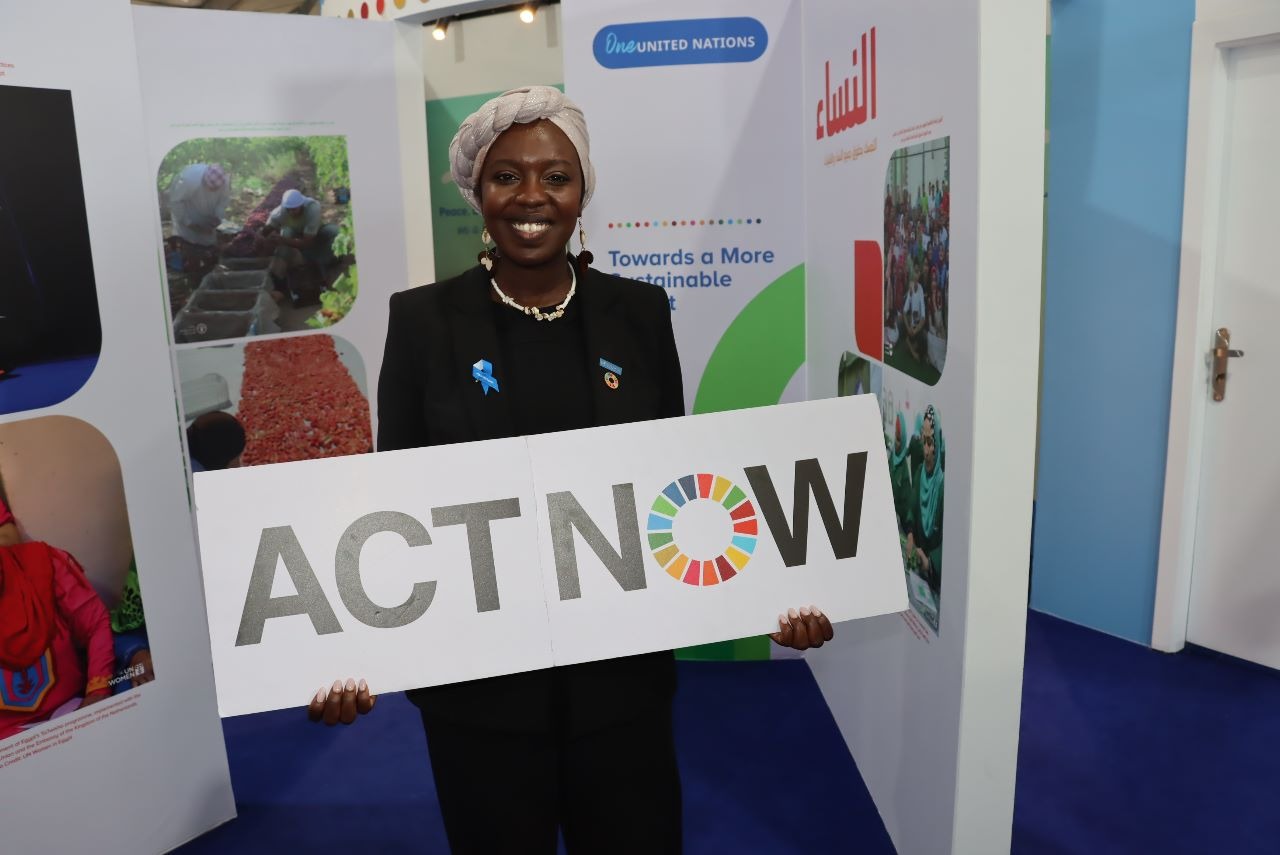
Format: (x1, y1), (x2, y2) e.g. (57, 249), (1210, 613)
(195, 396), (906, 716)
(562, 0), (807, 414)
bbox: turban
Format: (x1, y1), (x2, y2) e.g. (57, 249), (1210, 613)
(202, 163), (227, 191)
(449, 85), (595, 214)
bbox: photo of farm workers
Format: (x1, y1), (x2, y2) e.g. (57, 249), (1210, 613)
(157, 136), (357, 344)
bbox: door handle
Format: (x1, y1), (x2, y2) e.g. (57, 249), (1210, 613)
(1212, 327), (1245, 402)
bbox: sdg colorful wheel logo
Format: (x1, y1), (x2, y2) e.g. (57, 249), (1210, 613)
(647, 474), (758, 586)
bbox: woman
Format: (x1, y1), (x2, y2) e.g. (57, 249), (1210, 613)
(900, 265), (927, 361)
(306, 87), (834, 854)
(887, 411), (912, 528)
(0, 495), (114, 740)
(928, 267), (947, 347)
(905, 406), (944, 596)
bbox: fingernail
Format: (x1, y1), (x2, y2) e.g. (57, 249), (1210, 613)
(788, 608), (800, 620)
(778, 613), (789, 626)
(812, 605), (823, 617)
(314, 689), (325, 703)
(345, 678), (356, 692)
(800, 606), (812, 617)
(331, 679), (343, 693)
(358, 679), (368, 693)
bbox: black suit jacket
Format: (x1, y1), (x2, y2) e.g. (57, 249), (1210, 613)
(377, 263), (684, 734)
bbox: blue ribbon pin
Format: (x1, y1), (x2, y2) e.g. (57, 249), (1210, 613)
(599, 358), (622, 375)
(472, 359), (499, 395)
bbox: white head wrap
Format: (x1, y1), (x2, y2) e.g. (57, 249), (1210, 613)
(449, 86), (595, 214)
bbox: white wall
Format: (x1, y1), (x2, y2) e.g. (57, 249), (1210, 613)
(422, 5), (563, 99)
(952, 1), (1044, 849)
(1198, 0), (1275, 20)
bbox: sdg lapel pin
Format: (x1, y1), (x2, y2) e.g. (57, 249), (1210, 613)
(600, 357), (621, 390)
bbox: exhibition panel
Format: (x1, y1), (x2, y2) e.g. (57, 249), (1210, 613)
(0, 2), (235, 851)
(803, 1), (1041, 852)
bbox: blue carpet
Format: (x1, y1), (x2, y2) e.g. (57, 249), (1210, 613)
(0, 355), (97, 415)
(1013, 611), (1280, 855)
(178, 611), (1280, 853)
(178, 659), (893, 854)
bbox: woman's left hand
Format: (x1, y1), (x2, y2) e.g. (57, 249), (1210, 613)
(770, 606), (835, 651)
(308, 678), (376, 726)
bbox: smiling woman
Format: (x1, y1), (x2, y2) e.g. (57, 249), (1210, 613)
(477, 120), (585, 313)
(304, 85), (834, 855)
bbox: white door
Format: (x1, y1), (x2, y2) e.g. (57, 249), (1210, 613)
(1185, 37), (1280, 669)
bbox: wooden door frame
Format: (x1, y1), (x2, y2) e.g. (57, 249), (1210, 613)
(1153, 8), (1280, 652)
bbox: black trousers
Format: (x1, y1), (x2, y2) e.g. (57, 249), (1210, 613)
(421, 708), (683, 855)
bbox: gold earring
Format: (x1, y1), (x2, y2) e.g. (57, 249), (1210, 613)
(478, 226), (495, 271)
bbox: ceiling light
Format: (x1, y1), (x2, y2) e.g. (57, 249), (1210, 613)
(518, 4), (537, 24)
(432, 19), (449, 40)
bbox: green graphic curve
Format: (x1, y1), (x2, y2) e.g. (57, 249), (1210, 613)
(677, 263), (806, 662)
(692, 263), (806, 415)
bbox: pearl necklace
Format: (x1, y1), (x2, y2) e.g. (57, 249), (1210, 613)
(490, 262), (577, 322)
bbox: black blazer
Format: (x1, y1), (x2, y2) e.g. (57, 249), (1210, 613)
(377, 263), (684, 734)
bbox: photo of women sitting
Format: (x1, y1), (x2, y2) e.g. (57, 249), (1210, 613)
(883, 401), (946, 633)
(0, 494), (115, 741)
(905, 405), (944, 599)
(882, 141), (950, 385)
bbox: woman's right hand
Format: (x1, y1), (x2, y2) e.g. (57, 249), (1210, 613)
(307, 678), (376, 726)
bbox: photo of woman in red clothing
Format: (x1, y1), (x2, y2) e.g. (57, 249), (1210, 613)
(0, 496), (114, 737)
(0, 415), (153, 744)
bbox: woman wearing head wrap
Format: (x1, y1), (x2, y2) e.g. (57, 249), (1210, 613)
(306, 86), (833, 854)
(887, 411), (912, 527)
(164, 162), (229, 276)
(0, 495), (115, 741)
(905, 405), (944, 596)
(167, 162), (229, 248)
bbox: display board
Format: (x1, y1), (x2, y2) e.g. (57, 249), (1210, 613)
(561, 0), (807, 419)
(804, 2), (973, 848)
(806, 5), (966, 646)
(0, 2), (235, 851)
(132, 7), (431, 476)
(194, 396), (905, 717)
(803, 1), (1042, 852)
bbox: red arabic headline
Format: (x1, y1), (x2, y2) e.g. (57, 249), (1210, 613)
(816, 27), (878, 141)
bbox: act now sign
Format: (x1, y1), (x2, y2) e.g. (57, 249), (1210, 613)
(194, 396), (905, 716)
